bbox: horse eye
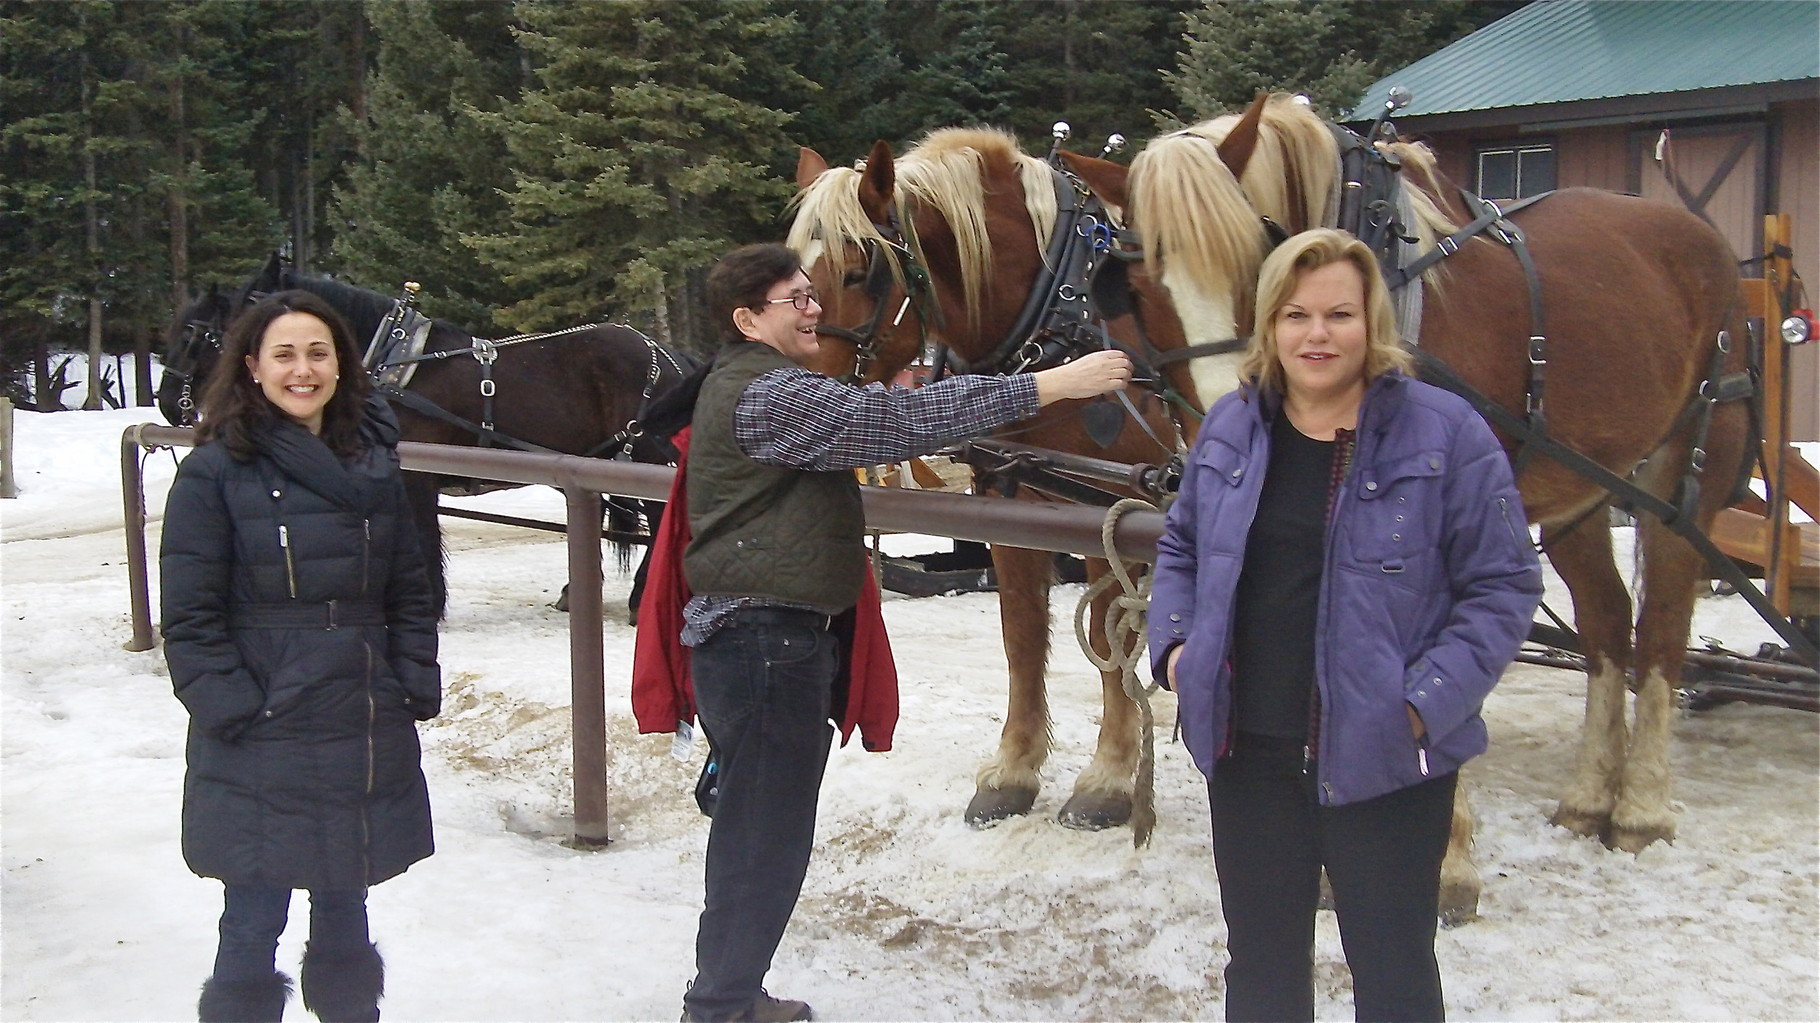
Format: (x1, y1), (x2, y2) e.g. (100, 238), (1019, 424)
(843, 269), (867, 288)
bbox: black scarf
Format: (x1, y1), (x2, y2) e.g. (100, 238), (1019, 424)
(256, 394), (400, 517)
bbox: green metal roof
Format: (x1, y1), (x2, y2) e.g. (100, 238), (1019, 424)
(1352, 0), (1820, 119)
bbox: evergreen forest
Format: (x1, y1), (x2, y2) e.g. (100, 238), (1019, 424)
(1, 0), (1521, 408)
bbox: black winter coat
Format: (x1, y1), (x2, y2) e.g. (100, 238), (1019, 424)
(161, 400), (439, 889)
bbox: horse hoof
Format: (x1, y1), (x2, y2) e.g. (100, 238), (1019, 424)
(965, 786), (1037, 826)
(1605, 821), (1674, 854)
(1549, 804), (1609, 840)
(1057, 792), (1131, 831)
(1438, 882), (1480, 928)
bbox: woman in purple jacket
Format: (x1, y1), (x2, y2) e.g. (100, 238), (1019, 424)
(1150, 229), (1542, 1022)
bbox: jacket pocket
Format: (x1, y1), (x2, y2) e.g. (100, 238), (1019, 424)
(1192, 437), (1252, 490)
(1345, 449), (1447, 565)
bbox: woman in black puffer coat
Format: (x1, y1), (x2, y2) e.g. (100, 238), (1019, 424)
(161, 291), (439, 1023)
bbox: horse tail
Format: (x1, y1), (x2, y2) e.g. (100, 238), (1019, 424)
(604, 496), (641, 574)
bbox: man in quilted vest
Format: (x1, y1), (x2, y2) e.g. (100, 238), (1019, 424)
(677, 243), (1131, 1022)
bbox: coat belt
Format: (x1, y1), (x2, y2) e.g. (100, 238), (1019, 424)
(229, 600), (386, 630)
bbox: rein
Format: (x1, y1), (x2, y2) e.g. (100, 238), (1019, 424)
(814, 202), (939, 385)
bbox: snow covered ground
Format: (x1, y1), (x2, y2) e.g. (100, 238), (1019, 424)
(3, 408), (1816, 1022)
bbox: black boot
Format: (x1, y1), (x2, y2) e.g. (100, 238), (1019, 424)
(300, 942), (384, 1023)
(198, 971), (291, 1023)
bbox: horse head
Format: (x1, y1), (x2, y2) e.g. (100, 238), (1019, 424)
(788, 140), (932, 384)
(157, 284), (233, 426)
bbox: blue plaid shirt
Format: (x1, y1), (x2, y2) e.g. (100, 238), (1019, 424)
(681, 367), (1040, 645)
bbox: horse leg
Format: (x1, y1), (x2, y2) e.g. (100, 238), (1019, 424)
(1058, 557), (1139, 830)
(966, 544), (1053, 824)
(1437, 776), (1481, 926)
(1545, 518), (1634, 840)
(403, 472), (449, 619)
(1608, 496), (1705, 852)
(554, 495), (614, 616)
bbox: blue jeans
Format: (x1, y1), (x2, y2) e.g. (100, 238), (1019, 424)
(213, 885), (369, 982)
(684, 611), (838, 1021)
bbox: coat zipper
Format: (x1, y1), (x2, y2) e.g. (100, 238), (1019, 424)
(1499, 496), (1522, 544)
(1307, 426), (1356, 801)
(362, 641), (375, 880)
(278, 524), (297, 598)
(361, 518), (371, 595)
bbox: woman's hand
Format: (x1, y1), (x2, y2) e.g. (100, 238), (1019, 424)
(1167, 645), (1184, 688)
(1407, 703), (1426, 739)
(1034, 350), (1133, 405)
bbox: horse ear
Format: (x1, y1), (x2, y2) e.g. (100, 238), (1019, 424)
(796, 147), (830, 190)
(857, 139), (896, 223)
(1056, 150), (1128, 210)
(1216, 92), (1269, 180)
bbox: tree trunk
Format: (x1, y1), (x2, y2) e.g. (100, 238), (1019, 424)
(135, 322), (155, 405)
(652, 273), (671, 347)
(82, 59), (103, 411)
(167, 24), (190, 313)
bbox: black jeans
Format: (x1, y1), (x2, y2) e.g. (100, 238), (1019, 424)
(684, 611), (838, 1021)
(213, 884), (369, 981)
(1210, 735), (1457, 1023)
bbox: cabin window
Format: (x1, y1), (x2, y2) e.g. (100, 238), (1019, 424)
(1476, 144), (1556, 201)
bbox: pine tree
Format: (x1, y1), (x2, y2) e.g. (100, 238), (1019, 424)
(331, 0), (523, 333)
(784, 0), (907, 162)
(1, 0), (96, 404)
(882, 0), (1016, 135)
(469, 0), (806, 350)
(1165, 0), (1526, 123)
(997, 0), (1192, 151)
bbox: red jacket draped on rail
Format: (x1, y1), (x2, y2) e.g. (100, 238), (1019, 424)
(631, 427), (899, 751)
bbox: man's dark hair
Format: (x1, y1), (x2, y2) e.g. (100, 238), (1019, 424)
(706, 243), (802, 344)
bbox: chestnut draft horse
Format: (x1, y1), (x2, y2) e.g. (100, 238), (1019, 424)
(159, 257), (692, 619)
(1058, 93), (1754, 861)
(790, 130), (1202, 839)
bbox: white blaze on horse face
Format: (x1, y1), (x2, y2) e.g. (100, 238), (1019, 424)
(1161, 264), (1246, 407)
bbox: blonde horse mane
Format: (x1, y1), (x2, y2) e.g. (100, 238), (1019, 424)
(785, 163), (898, 308)
(896, 127), (1056, 330)
(787, 128), (1056, 336)
(1376, 138), (1460, 255)
(1131, 94), (1466, 305)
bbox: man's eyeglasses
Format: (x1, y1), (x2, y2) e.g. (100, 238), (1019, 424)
(761, 290), (819, 311)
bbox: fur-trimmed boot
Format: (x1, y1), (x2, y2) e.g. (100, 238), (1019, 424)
(198, 971), (292, 1023)
(299, 942), (384, 1023)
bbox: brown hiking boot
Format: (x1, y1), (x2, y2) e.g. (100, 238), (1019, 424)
(679, 990), (813, 1023)
(744, 990), (812, 1022)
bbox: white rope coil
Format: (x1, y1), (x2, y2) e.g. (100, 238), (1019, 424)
(1073, 497), (1161, 847)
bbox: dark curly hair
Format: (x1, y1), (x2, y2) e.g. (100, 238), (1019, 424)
(195, 290), (373, 461)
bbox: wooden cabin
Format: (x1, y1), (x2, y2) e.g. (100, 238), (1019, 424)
(1351, 0), (1818, 441)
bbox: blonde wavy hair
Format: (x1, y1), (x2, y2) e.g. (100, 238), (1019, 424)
(1240, 228), (1413, 395)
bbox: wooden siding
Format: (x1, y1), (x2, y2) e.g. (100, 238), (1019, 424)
(1772, 98), (1817, 441)
(1556, 125), (1630, 191)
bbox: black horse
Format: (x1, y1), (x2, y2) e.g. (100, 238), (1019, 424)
(159, 255), (693, 621)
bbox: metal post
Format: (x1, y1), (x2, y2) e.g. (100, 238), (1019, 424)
(122, 426), (156, 652)
(565, 487), (611, 847)
(0, 396), (15, 499)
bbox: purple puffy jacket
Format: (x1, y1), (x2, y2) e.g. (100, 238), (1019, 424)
(1149, 372), (1543, 806)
